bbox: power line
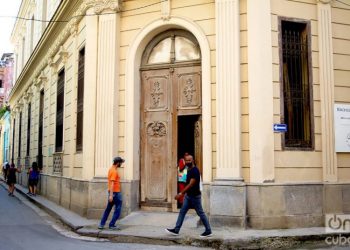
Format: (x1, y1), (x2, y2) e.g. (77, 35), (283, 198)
(336, 0), (350, 7)
(0, 0), (163, 24)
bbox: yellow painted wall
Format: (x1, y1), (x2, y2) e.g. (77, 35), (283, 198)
(270, 0), (350, 183)
(332, 3), (350, 181)
(11, 11), (87, 179)
(9, 0), (349, 184)
(271, 0), (322, 182)
(117, 0), (217, 176)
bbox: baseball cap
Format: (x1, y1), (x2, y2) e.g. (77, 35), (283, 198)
(113, 156), (125, 164)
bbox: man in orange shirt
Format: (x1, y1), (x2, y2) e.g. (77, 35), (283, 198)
(98, 156), (124, 230)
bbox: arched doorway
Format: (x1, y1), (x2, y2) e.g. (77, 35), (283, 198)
(140, 29), (202, 211)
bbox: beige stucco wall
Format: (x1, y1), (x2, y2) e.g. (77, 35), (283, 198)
(270, 0), (322, 183)
(117, 0), (217, 180)
(8, 0), (350, 186)
(332, 3), (350, 181)
(10, 1), (85, 179)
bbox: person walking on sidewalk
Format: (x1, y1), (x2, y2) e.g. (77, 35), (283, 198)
(7, 162), (21, 197)
(2, 162), (9, 181)
(98, 156), (124, 230)
(27, 162), (40, 196)
(177, 152), (189, 207)
(166, 154), (212, 238)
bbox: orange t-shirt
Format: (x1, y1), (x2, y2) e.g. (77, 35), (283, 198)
(108, 165), (120, 192)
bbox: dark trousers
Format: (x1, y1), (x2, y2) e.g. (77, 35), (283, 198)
(99, 192), (122, 227)
(175, 194), (211, 233)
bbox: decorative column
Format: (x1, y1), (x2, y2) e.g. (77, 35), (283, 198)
(210, 0), (245, 227)
(68, 20), (79, 178)
(48, 57), (57, 172)
(35, 72), (46, 172)
(318, 0), (337, 182)
(17, 100), (24, 168)
(10, 107), (17, 164)
(247, 0), (274, 183)
(82, 7), (98, 180)
(215, 0), (242, 182)
(24, 88), (33, 169)
(92, 1), (121, 177)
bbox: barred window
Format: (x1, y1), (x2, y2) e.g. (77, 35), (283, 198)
(281, 20), (313, 149)
(76, 47), (85, 152)
(27, 103), (31, 156)
(55, 69), (65, 152)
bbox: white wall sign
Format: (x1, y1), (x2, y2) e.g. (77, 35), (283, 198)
(334, 104), (350, 152)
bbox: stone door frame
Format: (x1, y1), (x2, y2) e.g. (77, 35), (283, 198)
(124, 17), (212, 185)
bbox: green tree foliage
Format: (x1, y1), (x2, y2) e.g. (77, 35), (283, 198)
(0, 105), (9, 119)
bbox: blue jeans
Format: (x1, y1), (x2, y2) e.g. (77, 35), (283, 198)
(99, 192), (122, 227)
(175, 194), (211, 233)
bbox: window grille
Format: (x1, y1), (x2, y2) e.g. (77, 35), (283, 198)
(53, 152), (63, 175)
(281, 20), (313, 148)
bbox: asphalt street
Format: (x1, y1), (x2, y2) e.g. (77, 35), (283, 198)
(2, 182), (350, 250)
(0, 183), (212, 250)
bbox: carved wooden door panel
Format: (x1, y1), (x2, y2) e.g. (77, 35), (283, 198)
(141, 69), (172, 208)
(174, 66), (202, 116)
(174, 66), (202, 173)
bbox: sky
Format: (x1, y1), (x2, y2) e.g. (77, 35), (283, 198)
(0, 0), (22, 56)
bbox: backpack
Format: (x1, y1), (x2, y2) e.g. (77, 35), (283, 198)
(30, 170), (39, 180)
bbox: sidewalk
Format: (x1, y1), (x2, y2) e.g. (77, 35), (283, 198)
(1, 179), (346, 249)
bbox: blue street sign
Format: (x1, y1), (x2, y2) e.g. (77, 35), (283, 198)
(273, 123), (287, 132)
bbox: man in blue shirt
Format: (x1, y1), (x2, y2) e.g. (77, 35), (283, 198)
(166, 154), (212, 238)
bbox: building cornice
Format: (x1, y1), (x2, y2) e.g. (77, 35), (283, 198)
(9, 0), (80, 102)
(10, 0), (29, 44)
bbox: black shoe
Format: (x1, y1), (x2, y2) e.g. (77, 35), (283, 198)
(165, 228), (179, 236)
(109, 225), (121, 230)
(200, 231), (212, 238)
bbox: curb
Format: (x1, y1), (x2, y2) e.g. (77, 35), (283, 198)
(75, 226), (350, 250)
(2, 179), (350, 249)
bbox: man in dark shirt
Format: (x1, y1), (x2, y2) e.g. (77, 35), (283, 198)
(166, 154), (212, 237)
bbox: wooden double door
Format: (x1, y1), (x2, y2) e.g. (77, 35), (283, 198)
(140, 65), (202, 211)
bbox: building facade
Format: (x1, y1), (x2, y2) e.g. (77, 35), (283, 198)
(9, 0), (350, 229)
(0, 111), (11, 165)
(0, 53), (14, 106)
(0, 53), (14, 166)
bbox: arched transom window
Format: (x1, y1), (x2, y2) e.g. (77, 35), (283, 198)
(142, 30), (201, 66)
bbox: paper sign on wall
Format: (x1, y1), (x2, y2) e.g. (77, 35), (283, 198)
(334, 104), (350, 152)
